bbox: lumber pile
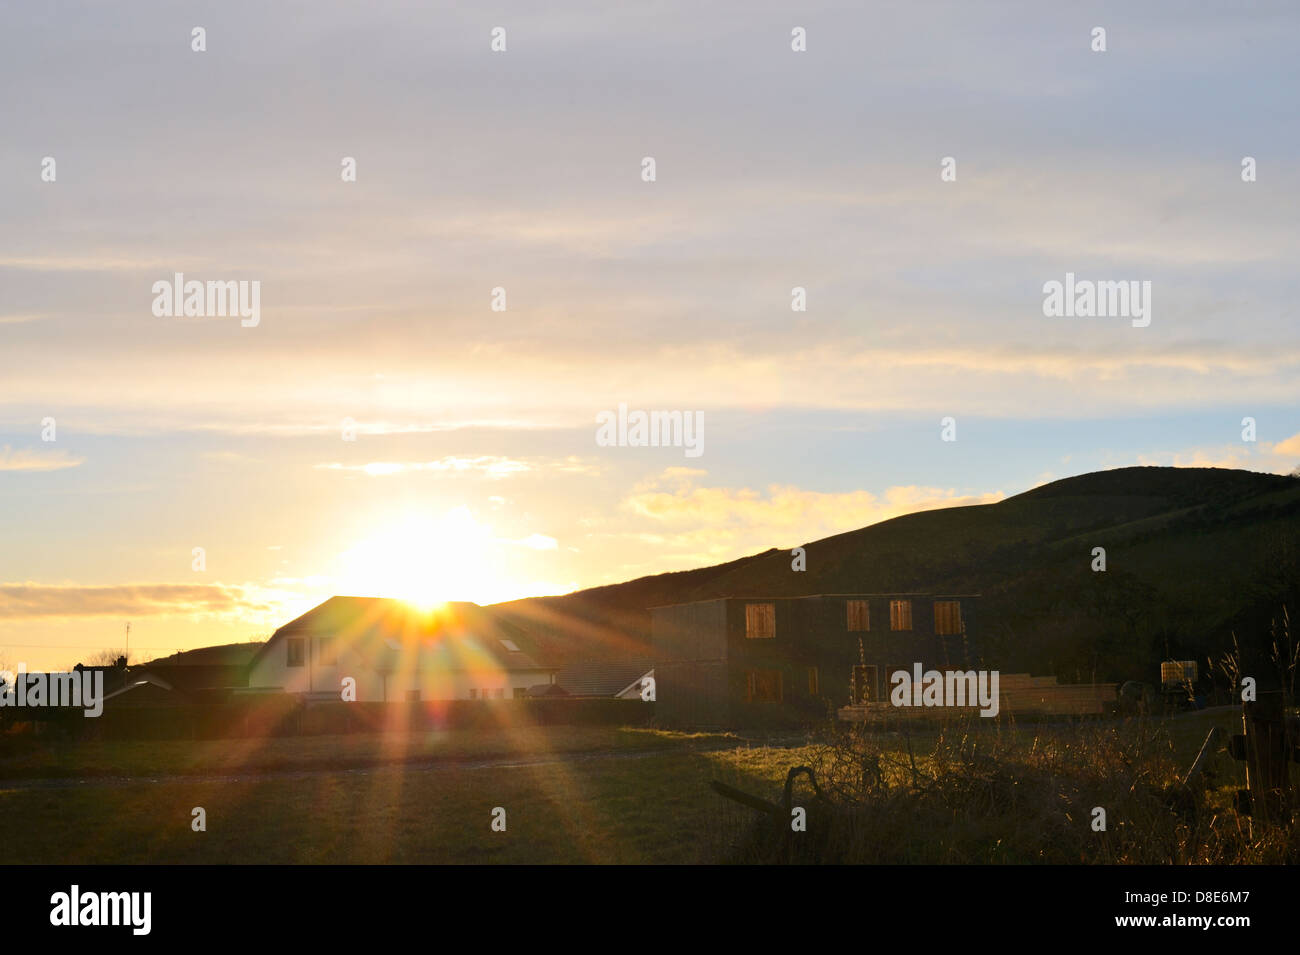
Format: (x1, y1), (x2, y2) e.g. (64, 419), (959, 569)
(836, 674), (1117, 721)
(997, 674), (1117, 716)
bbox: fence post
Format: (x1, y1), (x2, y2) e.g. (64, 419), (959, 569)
(1231, 690), (1293, 820)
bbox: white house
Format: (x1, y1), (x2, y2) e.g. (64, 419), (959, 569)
(246, 597), (558, 702)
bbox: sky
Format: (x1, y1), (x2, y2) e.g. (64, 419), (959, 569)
(2, 1), (1299, 670)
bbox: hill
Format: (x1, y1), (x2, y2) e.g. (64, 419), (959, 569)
(493, 467), (1300, 684)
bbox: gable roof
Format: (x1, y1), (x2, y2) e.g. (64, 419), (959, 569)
(251, 597), (554, 674)
(101, 673), (177, 704)
(614, 668), (654, 699)
(141, 643), (263, 668)
(555, 659), (654, 697)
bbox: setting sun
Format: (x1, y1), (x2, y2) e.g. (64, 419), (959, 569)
(336, 506), (500, 608)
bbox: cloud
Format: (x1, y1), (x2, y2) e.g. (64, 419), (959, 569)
(1135, 435), (1300, 474)
(7, 336), (1300, 439)
(618, 471), (1004, 565)
(511, 534), (558, 550)
(316, 456), (532, 478)
(0, 583), (269, 618)
(0, 255), (186, 272)
(1272, 432), (1300, 458)
(313, 455), (601, 478)
(2, 3), (1298, 444)
(0, 446), (84, 472)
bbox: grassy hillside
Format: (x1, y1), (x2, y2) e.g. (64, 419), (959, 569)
(495, 467), (1300, 685)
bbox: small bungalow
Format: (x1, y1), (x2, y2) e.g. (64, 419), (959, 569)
(246, 596), (559, 702)
(137, 642), (261, 695)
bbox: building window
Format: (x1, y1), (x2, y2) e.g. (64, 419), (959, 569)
(807, 667), (819, 696)
(405, 690), (420, 702)
(513, 687), (527, 699)
(934, 600), (963, 635)
(746, 669), (783, 703)
(846, 599), (870, 632)
(493, 688), (505, 699)
(745, 602), (776, 639)
(286, 638), (305, 667)
(890, 600), (913, 631)
(469, 689), (478, 699)
(314, 636), (333, 666)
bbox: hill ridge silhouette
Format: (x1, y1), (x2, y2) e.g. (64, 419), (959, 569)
(493, 466), (1300, 683)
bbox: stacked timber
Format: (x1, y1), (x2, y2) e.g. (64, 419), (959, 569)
(998, 674), (1117, 716)
(836, 674), (1118, 721)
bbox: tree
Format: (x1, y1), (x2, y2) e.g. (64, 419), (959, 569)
(84, 648), (130, 667)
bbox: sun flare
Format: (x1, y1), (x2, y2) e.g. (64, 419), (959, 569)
(337, 507), (500, 608)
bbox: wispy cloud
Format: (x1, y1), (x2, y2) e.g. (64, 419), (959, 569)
(1273, 432), (1300, 459)
(1136, 434), (1300, 473)
(618, 470), (1004, 565)
(315, 456), (532, 478)
(0, 583), (270, 618)
(0, 446), (84, 473)
(313, 455), (600, 478)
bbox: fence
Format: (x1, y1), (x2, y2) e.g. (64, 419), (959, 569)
(1226, 690), (1299, 820)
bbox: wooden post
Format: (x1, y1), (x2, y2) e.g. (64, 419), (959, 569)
(1242, 690), (1291, 821)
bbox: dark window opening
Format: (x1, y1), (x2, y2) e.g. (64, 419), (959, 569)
(890, 600), (913, 631)
(745, 602), (776, 639)
(846, 600), (870, 632)
(934, 600), (963, 635)
(746, 669), (783, 703)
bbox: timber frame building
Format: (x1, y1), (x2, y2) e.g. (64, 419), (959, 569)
(650, 593), (979, 727)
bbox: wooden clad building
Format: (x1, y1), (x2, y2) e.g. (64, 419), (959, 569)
(651, 593), (978, 728)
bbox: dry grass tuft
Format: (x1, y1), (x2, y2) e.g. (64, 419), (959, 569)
(721, 716), (1299, 864)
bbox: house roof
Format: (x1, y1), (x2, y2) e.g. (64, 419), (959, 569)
(614, 668), (654, 699)
(555, 659), (654, 697)
(251, 596), (555, 674)
(101, 673), (177, 704)
(141, 643), (263, 668)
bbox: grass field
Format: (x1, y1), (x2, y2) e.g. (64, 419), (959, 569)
(0, 725), (733, 780)
(1, 710), (1292, 864)
(0, 729), (801, 864)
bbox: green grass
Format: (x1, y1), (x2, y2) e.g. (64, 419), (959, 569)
(0, 725), (733, 781)
(1, 711), (1290, 864)
(0, 743), (801, 864)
